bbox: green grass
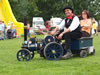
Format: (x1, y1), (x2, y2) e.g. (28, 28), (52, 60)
(0, 34), (100, 75)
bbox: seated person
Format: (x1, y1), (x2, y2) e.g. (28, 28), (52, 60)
(50, 6), (82, 59)
(7, 23), (13, 39)
(45, 21), (51, 32)
(80, 10), (92, 37)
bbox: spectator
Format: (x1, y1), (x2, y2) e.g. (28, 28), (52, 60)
(92, 19), (98, 36)
(2, 21), (7, 40)
(0, 20), (4, 40)
(11, 22), (16, 38)
(80, 10), (92, 37)
(7, 23), (11, 30)
(45, 21), (51, 32)
(27, 23), (30, 37)
(7, 22), (12, 39)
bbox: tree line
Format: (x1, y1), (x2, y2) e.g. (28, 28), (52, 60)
(9, 0), (100, 23)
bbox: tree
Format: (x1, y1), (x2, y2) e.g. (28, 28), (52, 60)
(9, 0), (100, 22)
(9, 0), (40, 23)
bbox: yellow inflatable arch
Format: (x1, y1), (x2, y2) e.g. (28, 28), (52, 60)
(0, 0), (24, 35)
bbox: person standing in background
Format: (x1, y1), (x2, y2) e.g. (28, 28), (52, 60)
(11, 22), (16, 38)
(0, 20), (4, 40)
(2, 21), (7, 40)
(92, 19), (98, 36)
(27, 22), (30, 37)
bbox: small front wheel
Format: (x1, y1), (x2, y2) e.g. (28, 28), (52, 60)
(91, 49), (95, 55)
(44, 42), (63, 60)
(17, 48), (31, 61)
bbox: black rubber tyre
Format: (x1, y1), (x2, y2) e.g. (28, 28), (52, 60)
(30, 51), (34, 59)
(91, 48), (95, 55)
(17, 48), (31, 61)
(44, 42), (63, 60)
(80, 50), (87, 58)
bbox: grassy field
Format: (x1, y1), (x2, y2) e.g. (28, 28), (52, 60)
(0, 34), (100, 75)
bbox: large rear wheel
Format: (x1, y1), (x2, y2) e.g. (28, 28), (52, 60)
(44, 42), (63, 60)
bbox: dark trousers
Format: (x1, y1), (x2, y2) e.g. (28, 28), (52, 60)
(94, 29), (96, 34)
(56, 30), (82, 50)
(63, 32), (82, 50)
(82, 31), (90, 37)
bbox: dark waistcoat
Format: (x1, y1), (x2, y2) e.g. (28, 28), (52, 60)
(65, 16), (81, 32)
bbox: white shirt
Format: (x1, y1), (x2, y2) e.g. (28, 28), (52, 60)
(58, 16), (80, 32)
(0, 23), (5, 31)
(7, 25), (11, 30)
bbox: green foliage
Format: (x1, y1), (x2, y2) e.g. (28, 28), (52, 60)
(9, 0), (100, 22)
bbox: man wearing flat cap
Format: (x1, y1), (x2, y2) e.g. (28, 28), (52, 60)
(50, 6), (82, 59)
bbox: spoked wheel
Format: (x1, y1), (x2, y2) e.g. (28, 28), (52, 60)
(17, 48), (31, 61)
(80, 50), (88, 58)
(44, 35), (55, 44)
(61, 43), (67, 56)
(44, 42), (63, 60)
